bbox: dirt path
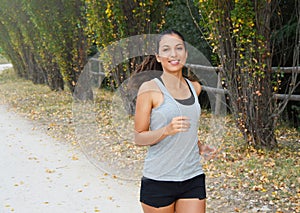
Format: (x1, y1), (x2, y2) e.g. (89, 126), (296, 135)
(0, 105), (142, 213)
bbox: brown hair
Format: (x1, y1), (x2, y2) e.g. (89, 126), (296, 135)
(133, 29), (199, 82)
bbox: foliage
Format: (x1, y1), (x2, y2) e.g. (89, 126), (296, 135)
(0, 0), (298, 143)
(25, 0), (92, 93)
(0, 1), (29, 80)
(0, 0), (62, 89)
(0, 0), (93, 92)
(162, 0), (212, 61)
(85, 0), (170, 88)
(197, 0), (299, 149)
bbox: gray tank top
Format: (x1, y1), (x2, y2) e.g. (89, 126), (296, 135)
(143, 78), (203, 181)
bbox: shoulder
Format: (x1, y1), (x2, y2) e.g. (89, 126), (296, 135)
(136, 79), (161, 112)
(137, 79), (160, 96)
(188, 80), (202, 96)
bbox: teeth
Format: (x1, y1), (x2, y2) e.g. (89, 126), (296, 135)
(170, 60), (179, 65)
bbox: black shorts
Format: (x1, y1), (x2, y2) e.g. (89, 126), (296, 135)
(140, 174), (206, 208)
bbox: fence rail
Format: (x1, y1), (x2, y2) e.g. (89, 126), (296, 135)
(186, 64), (300, 102)
(87, 59), (299, 102)
(186, 64), (300, 73)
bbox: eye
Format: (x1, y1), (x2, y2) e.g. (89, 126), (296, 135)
(176, 45), (184, 51)
(162, 48), (169, 52)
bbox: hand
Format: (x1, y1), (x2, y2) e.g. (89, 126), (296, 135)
(165, 116), (190, 136)
(198, 141), (218, 160)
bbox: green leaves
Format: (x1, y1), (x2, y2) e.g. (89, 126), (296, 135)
(0, 0), (91, 92)
(197, 0), (295, 149)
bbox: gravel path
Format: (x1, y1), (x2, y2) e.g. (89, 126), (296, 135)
(0, 105), (142, 213)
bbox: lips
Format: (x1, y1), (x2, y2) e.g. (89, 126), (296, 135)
(169, 60), (180, 65)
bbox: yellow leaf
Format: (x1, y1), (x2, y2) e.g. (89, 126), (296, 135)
(45, 169), (55, 173)
(72, 155), (79, 160)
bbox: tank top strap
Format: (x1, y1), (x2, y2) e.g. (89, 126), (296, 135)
(153, 78), (169, 95)
(153, 77), (198, 101)
(185, 78), (199, 101)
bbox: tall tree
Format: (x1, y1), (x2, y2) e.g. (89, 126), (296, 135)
(0, 0), (65, 90)
(26, 0), (91, 93)
(0, 1), (32, 80)
(198, 0), (299, 148)
(85, 0), (169, 88)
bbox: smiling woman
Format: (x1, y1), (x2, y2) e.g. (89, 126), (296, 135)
(155, 33), (187, 75)
(134, 29), (216, 213)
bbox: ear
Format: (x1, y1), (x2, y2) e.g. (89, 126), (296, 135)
(155, 54), (161, 63)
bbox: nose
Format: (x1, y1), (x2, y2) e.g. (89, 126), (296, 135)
(170, 48), (177, 58)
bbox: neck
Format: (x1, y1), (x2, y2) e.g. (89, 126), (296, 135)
(161, 71), (186, 89)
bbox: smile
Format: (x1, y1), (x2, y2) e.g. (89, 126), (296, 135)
(169, 60), (180, 65)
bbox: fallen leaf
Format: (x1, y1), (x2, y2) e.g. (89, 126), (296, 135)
(45, 169), (55, 173)
(72, 155), (79, 160)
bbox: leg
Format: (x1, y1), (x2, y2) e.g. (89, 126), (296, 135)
(141, 202), (175, 213)
(175, 198), (206, 213)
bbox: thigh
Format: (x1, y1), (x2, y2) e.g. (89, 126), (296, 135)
(175, 198), (206, 213)
(140, 177), (177, 208)
(142, 202), (175, 213)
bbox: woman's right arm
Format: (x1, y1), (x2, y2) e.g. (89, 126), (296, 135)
(134, 82), (191, 146)
(134, 82), (168, 146)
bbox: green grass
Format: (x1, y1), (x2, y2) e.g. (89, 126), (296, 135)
(0, 70), (299, 212)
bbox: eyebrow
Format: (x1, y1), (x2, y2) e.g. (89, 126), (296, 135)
(160, 43), (184, 48)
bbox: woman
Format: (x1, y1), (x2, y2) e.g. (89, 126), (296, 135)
(134, 29), (215, 213)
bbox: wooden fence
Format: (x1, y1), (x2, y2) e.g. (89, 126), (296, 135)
(87, 59), (299, 102)
(186, 64), (300, 102)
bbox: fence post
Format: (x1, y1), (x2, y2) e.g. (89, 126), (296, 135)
(215, 70), (222, 115)
(98, 61), (103, 88)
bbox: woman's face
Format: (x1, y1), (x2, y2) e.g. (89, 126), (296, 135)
(156, 33), (187, 73)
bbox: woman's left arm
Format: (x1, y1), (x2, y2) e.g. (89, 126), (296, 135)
(192, 81), (217, 160)
(191, 81), (202, 96)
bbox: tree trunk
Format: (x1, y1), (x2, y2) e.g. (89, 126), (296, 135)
(45, 62), (64, 91)
(215, 0), (278, 148)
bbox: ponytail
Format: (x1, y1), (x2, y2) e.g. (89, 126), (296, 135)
(133, 55), (162, 74)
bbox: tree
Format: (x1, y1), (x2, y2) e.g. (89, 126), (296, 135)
(26, 0), (91, 93)
(0, 0), (169, 92)
(198, 0), (299, 148)
(85, 0), (169, 88)
(0, 0), (65, 90)
(163, 0), (212, 61)
(0, 1), (32, 80)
